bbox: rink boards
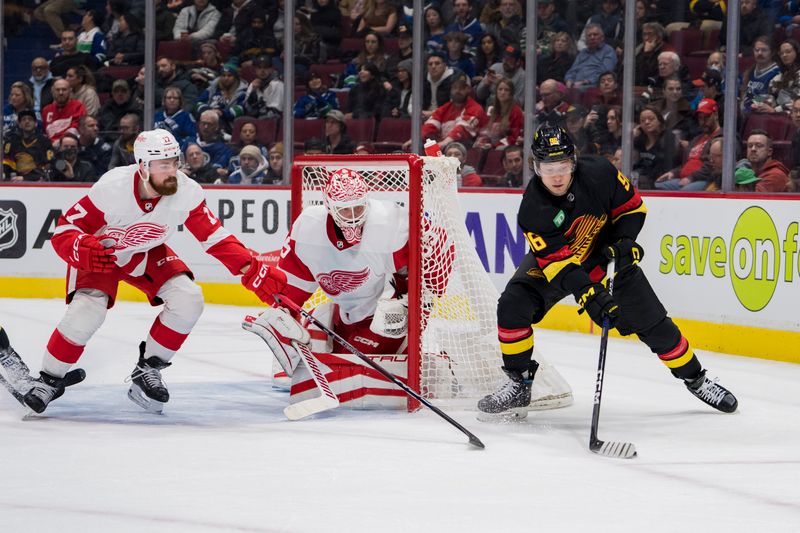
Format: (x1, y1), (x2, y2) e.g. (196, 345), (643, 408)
(0, 185), (798, 363)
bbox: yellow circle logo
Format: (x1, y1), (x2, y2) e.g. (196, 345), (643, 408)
(729, 207), (780, 311)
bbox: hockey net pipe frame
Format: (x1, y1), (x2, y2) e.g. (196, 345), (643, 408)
(290, 154), (505, 411)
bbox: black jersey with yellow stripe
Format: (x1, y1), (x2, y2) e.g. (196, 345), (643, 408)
(517, 155), (647, 294)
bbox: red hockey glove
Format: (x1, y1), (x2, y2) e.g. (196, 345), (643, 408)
(69, 234), (117, 273)
(241, 256), (287, 305)
(576, 283), (620, 328)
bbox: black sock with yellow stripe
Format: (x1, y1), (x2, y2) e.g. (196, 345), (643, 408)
(498, 326), (535, 374)
(658, 335), (702, 380)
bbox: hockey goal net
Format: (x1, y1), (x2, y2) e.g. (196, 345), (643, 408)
(290, 154), (504, 409)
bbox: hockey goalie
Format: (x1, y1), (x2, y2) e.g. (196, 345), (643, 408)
(244, 164), (573, 415)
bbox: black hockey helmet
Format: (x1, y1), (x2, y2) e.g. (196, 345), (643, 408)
(531, 125), (575, 163)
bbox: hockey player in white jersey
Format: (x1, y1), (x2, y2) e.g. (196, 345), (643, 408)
(10, 129), (286, 414)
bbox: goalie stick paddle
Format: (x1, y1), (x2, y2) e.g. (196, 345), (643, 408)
(589, 259), (637, 459)
(283, 340), (340, 420)
(275, 295), (486, 449)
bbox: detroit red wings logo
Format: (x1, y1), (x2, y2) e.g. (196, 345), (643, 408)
(102, 223), (168, 250)
(317, 266), (371, 296)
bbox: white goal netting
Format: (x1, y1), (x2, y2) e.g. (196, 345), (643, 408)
(293, 155), (505, 407)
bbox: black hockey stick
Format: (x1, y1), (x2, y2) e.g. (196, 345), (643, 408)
(275, 295), (486, 449)
(589, 259), (637, 459)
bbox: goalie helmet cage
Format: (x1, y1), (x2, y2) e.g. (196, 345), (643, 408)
(291, 154), (504, 411)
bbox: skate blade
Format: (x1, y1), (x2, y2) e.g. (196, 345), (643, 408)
(476, 407), (530, 422)
(127, 384), (165, 414)
(529, 392), (574, 411)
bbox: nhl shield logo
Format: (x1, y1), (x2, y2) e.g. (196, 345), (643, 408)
(0, 207), (19, 253)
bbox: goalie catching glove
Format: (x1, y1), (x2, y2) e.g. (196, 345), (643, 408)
(369, 275), (409, 339)
(242, 306), (311, 377)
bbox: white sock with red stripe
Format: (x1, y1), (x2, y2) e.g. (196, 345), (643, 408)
(146, 276), (204, 362)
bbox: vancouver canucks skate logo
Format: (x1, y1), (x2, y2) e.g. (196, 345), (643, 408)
(317, 266), (371, 296)
(0, 207), (19, 253)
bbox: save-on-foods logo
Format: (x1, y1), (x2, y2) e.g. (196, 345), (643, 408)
(0, 201), (26, 258)
(658, 206), (798, 312)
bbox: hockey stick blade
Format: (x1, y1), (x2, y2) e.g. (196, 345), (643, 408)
(0, 372), (26, 404)
(283, 341), (339, 421)
(590, 438), (638, 459)
(275, 295), (485, 449)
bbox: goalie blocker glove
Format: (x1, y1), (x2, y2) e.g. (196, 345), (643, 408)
(242, 306), (311, 377)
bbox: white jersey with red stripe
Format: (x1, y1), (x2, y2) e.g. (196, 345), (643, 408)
(279, 199), (409, 325)
(51, 164), (251, 276)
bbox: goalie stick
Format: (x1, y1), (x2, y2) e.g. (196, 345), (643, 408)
(283, 340), (340, 420)
(589, 259), (637, 459)
(275, 295), (485, 449)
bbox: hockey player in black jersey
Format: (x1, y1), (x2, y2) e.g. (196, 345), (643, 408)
(478, 125), (738, 418)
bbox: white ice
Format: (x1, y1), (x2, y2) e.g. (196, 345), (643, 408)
(1, 298), (798, 533)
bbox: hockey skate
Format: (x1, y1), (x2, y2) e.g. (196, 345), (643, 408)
(684, 370), (738, 413)
(0, 327), (33, 389)
(477, 362), (538, 421)
(23, 372), (68, 414)
(126, 342), (171, 414)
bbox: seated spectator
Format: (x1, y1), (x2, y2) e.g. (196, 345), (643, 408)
(214, 0), (261, 44)
(422, 73), (488, 149)
(475, 78), (523, 149)
(443, 31), (475, 79)
(633, 105), (679, 190)
(156, 57), (199, 113)
(424, 5), (447, 53)
(310, 0), (343, 60)
(196, 64), (247, 132)
(536, 79), (570, 127)
(155, 87), (197, 150)
(741, 36), (781, 114)
(324, 110), (355, 154)
(344, 31), (391, 86)
(764, 40), (800, 114)
(98, 79), (141, 135)
(77, 8), (107, 67)
(499, 144), (524, 187)
(66, 66), (100, 117)
(596, 70), (622, 107)
(42, 79), (86, 144)
(655, 99), (722, 191)
(591, 104), (622, 154)
(106, 12), (145, 66)
(234, 8), (277, 66)
(2, 110), (54, 181)
(3, 82), (34, 135)
(721, 0), (774, 55)
(692, 68), (724, 113)
(244, 56), (284, 119)
(537, 31), (576, 83)
(294, 12), (326, 70)
(232, 120), (267, 157)
(294, 72), (339, 119)
(264, 142), (285, 184)
(742, 130), (791, 192)
(702, 137), (725, 192)
(304, 137), (327, 155)
(50, 30), (94, 78)
(734, 167), (761, 191)
(634, 22), (666, 86)
(226, 144), (268, 185)
(475, 43), (525, 106)
(28, 58), (55, 114)
(346, 63), (386, 120)
(393, 24), (413, 64)
(650, 75), (697, 142)
(444, 141), (482, 186)
(155, 0), (176, 41)
(484, 0), (523, 50)
(564, 23), (617, 88)
(564, 105), (596, 154)
(173, 0), (221, 42)
(473, 33), (502, 86)
(578, 0), (623, 50)
(422, 51), (461, 119)
(190, 41), (224, 88)
(445, 0), (483, 51)
(108, 113), (141, 169)
(356, 0), (398, 37)
(184, 143), (218, 183)
(195, 110), (235, 173)
(77, 115), (112, 177)
(51, 132), (96, 182)
(536, 0), (569, 56)
(383, 59), (412, 118)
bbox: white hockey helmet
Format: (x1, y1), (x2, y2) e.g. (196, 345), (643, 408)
(323, 168), (370, 239)
(133, 129), (183, 169)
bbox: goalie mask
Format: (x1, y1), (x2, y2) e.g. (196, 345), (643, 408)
(324, 168), (370, 244)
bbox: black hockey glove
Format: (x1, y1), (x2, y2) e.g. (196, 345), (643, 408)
(576, 283), (620, 328)
(604, 238), (644, 274)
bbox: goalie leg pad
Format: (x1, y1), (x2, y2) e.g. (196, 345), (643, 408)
(243, 307), (311, 377)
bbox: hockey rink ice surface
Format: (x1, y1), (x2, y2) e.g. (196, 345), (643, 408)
(0, 298), (798, 532)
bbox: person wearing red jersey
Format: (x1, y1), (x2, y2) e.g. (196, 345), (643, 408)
(17, 129), (285, 414)
(41, 78), (86, 144)
(421, 73), (488, 150)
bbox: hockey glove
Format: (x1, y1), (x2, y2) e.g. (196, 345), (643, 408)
(604, 238), (644, 274)
(242, 306), (310, 377)
(69, 234), (117, 273)
(575, 283), (620, 328)
(241, 256), (287, 305)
